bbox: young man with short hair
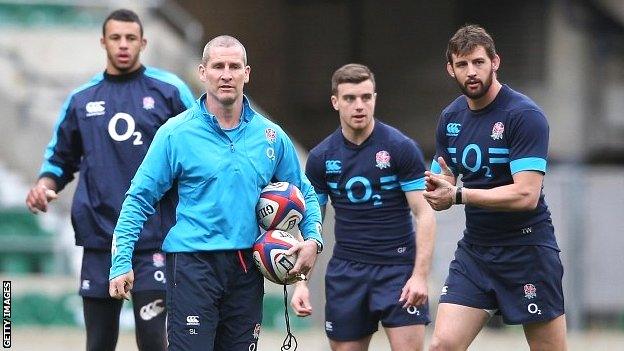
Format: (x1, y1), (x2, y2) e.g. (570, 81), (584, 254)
(292, 63), (436, 351)
(26, 8), (194, 351)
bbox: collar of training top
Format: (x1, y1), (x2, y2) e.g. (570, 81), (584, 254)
(103, 65), (146, 82)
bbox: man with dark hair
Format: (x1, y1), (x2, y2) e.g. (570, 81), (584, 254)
(424, 24), (567, 350)
(109, 35), (323, 351)
(25, 8), (194, 351)
(292, 63), (436, 351)
(102, 8), (144, 37)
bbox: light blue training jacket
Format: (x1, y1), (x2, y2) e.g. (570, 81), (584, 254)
(110, 94), (322, 279)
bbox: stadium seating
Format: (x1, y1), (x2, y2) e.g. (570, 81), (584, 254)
(0, 208), (54, 274)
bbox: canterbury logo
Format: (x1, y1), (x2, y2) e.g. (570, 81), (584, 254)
(85, 101), (105, 117)
(186, 315), (200, 326)
(446, 123), (461, 136)
(325, 160), (341, 174)
(139, 299), (165, 321)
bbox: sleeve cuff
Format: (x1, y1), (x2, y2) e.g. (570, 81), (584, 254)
(510, 157), (547, 174)
(400, 177), (425, 191)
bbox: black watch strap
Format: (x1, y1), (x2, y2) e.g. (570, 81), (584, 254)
(455, 186), (463, 205)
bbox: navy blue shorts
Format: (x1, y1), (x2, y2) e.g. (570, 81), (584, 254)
(80, 249), (166, 298)
(325, 257), (430, 341)
(166, 250), (264, 351)
(439, 239), (565, 324)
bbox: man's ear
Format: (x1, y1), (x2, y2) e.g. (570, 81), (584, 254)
(198, 64), (206, 82)
(446, 62), (455, 78)
(331, 95), (339, 111)
(492, 54), (501, 72)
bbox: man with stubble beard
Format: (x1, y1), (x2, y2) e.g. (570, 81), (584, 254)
(424, 24), (567, 351)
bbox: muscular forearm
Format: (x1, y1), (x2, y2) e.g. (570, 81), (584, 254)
(463, 183), (539, 211)
(413, 214), (435, 278)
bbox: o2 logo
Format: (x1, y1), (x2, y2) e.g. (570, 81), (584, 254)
(527, 303), (542, 315)
(449, 144), (509, 178)
(108, 113), (143, 145)
(345, 177), (373, 203)
(460, 144), (483, 173)
(328, 175), (398, 206)
(154, 270), (166, 283)
(407, 306), (420, 315)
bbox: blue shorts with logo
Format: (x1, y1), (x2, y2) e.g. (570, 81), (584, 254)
(166, 250), (264, 351)
(325, 257), (430, 341)
(439, 236), (565, 324)
(80, 249), (166, 298)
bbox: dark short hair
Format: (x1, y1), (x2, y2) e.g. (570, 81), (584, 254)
(331, 63), (376, 95)
(446, 24), (496, 63)
(102, 9), (143, 37)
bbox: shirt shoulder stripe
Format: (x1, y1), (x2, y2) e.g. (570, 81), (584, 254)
(40, 73), (104, 176)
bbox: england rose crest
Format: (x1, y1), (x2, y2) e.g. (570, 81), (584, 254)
(143, 96), (155, 110)
(375, 150), (391, 169)
(491, 121), (504, 140)
(265, 128), (276, 144)
(152, 253), (165, 268)
(252, 323), (261, 339)
(523, 283), (537, 299)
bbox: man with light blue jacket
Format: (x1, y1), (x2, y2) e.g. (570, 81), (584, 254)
(109, 35), (323, 351)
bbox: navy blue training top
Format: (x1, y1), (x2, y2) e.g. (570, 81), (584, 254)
(432, 84), (557, 249)
(39, 65), (194, 250)
(307, 121), (426, 265)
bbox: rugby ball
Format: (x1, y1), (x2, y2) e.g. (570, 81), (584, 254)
(252, 229), (300, 285)
(256, 182), (305, 232)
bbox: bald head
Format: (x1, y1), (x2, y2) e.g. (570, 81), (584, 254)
(202, 35), (247, 65)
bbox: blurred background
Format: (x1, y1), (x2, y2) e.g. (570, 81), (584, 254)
(0, 0), (623, 349)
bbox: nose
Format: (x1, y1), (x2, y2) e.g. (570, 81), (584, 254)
(354, 97), (364, 110)
(220, 68), (233, 81)
(467, 63), (477, 77)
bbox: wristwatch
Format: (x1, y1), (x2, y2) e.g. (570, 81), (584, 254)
(305, 238), (323, 254)
(455, 186), (463, 205)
